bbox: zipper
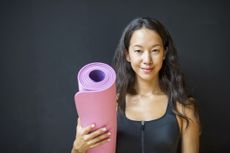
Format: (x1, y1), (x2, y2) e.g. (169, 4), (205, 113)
(141, 121), (145, 153)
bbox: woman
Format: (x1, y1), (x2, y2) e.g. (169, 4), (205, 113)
(71, 17), (200, 153)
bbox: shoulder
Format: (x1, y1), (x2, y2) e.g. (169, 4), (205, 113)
(176, 97), (198, 120)
(175, 97), (200, 131)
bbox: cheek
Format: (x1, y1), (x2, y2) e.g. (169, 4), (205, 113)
(154, 56), (165, 68)
(129, 54), (140, 64)
(130, 60), (138, 68)
(129, 58), (141, 71)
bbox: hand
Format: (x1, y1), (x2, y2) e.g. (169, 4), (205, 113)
(72, 118), (111, 153)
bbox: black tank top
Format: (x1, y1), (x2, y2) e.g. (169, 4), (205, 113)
(116, 102), (181, 153)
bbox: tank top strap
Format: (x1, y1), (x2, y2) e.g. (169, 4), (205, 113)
(166, 100), (175, 115)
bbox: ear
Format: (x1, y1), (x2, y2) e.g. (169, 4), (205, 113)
(125, 51), (130, 62)
(163, 47), (168, 60)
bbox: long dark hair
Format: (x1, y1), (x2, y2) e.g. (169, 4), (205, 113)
(112, 17), (199, 127)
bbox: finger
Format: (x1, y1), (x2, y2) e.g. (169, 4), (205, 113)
(86, 127), (107, 140)
(76, 118), (82, 130)
(88, 138), (111, 149)
(76, 118), (83, 138)
(81, 123), (96, 135)
(88, 132), (111, 145)
(78, 118), (80, 125)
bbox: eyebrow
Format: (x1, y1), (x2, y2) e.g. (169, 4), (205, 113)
(133, 44), (161, 48)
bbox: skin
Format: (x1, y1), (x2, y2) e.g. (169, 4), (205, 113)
(71, 119), (111, 153)
(125, 28), (169, 121)
(72, 27), (200, 153)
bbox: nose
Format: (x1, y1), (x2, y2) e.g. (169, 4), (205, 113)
(143, 52), (152, 65)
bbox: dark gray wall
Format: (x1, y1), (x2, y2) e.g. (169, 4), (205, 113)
(1, 0), (230, 153)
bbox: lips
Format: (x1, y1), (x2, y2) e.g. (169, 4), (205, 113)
(142, 67), (153, 70)
(141, 67), (153, 73)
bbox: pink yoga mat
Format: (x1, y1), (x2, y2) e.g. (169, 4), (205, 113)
(74, 62), (117, 153)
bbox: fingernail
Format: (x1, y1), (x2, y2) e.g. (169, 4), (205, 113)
(91, 124), (95, 128)
(102, 128), (107, 131)
(108, 132), (111, 135)
(108, 138), (111, 141)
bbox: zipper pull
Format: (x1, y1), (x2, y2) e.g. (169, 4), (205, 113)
(141, 121), (145, 130)
(141, 121), (145, 153)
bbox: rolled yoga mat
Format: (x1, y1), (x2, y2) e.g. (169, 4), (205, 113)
(74, 62), (117, 153)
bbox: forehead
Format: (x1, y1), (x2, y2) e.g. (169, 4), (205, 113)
(130, 28), (163, 47)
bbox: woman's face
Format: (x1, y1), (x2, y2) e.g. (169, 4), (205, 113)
(126, 28), (165, 82)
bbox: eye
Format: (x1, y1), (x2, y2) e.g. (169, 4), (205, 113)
(134, 50), (142, 53)
(152, 49), (160, 53)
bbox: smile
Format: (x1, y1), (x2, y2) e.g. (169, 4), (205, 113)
(141, 67), (153, 73)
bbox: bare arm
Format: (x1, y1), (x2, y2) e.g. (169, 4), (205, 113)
(179, 104), (200, 153)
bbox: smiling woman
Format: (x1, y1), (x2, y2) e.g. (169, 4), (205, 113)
(113, 17), (200, 153)
(71, 17), (200, 153)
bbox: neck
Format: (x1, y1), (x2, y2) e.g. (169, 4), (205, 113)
(135, 76), (163, 96)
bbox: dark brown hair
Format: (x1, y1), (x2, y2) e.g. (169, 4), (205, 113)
(112, 17), (199, 127)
